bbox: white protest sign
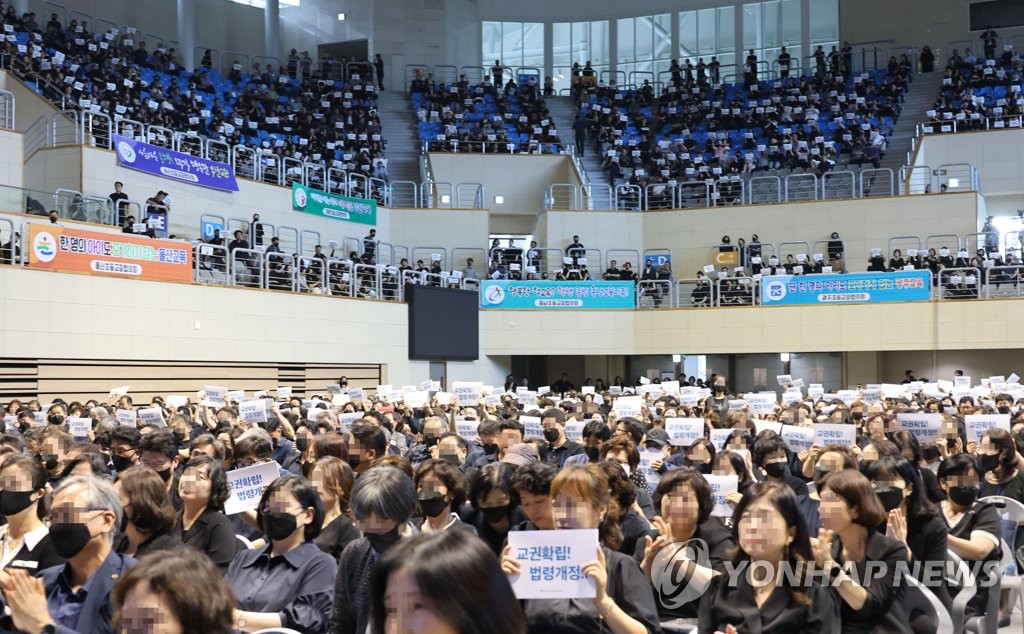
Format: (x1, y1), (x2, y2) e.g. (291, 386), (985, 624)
(404, 391), (429, 408)
(813, 423), (857, 447)
(3, 415), (15, 432)
(752, 418), (784, 436)
(520, 415), (543, 438)
(953, 376), (971, 388)
(166, 395), (189, 408)
(896, 413), (942, 444)
(564, 420), (585, 442)
(780, 424), (815, 453)
(331, 394), (351, 407)
(615, 396), (642, 418)
(662, 380), (680, 395)
(709, 428), (732, 452)
(507, 529), (598, 599)
(705, 474), (739, 517)
(349, 388), (366, 401)
(746, 392), (777, 415)
(68, 417), (92, 439)
(326, 384), (342, 394)
(228, 390), (245, 402)
(203, 385), (228, 407)
(277, 386), (293, 399)
(964, 414), (1011, 443)
(434, 391), (454, 405)
(239, 400), (268, 423)
(224, 462), (281, 515)
(638, 449), (662, 492)
(456, 419), (480, 441)
(582, 386), (595, 394)
(664, 418), (704, 447)
(137, 408), (166, 427)
(808, 384), (825, 400)
(776, 374), (793, 386)
(836, 390), (861, 405)
(453, 382), (483, 406)
(338, 412), (362, 432)
(32, 411), (46, 427)
(115, 409), (137, 427)
(109, 385), (130, 398)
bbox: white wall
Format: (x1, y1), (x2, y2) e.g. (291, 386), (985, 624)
(919, 130), (1024, 197)
(386, 208), (489, 270)
(426, 153), (579, 215)
(540, 210), (645, 269)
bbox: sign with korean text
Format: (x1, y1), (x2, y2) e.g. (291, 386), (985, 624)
(480, 281), (637, 309)
(664, 418), (704, 447)
(113, 133), (238, 191)
(813, 423), (857, 447)
(964, 414), (1011, 443)
(28, 224), (193, 282)
(224, 461), (281, 515)
(761, 271), (931, 306)
(507, 529), (598, 599)
(292, 183), (376, 226)
(704, 474), (739, 517)
(896, 413), (942, 444)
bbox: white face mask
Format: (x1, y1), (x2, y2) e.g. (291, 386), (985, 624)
(621, 463), (631, 477)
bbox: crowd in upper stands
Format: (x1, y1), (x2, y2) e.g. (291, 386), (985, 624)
(572, 51), (910, 200)
(0, 371), (1022, 632)
(411, 61), (562, 154)
(0, 3), (388, 192)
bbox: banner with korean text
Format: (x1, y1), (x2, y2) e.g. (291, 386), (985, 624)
(761, 271), (931, 306)
(292, 183), (377, 226)
(480, 281), (636, 309)
(27, 224), (193, 282)
(113, 134), (239, 191)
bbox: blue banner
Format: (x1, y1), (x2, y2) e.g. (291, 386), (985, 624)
(761, 271), (932, 306)
(480, 281), (636, 309)
(113, 134), (239, 191)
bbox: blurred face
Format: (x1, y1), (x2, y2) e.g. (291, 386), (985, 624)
(417, 472), (449, 503)
(552, 492), (603, 530)
(660, 482), (700, 528)
(118, 581), (183, 634)
(356, 512), (399, 535)
(498, 428), (522, 450)
(737, 497), (792, 560)
(517, 490), (553, 529)
(178, 465), (212, 504)
(819, 486), (857, 532)
(310, 465), (336, 508)
(383, 566), (457, 634)
(712, 454), (737, 476)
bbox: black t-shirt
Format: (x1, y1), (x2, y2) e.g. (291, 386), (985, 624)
(314, 514), (361, 560)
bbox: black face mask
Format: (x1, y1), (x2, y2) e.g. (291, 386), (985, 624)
(301, 460), (315, 479)
(813, 467), (832, 484)
(714, 386), (726, 394)
(763, 462), (788, 479)
(156, 467), (173, 483)
(977, 453), (1001, 474)
(263, 512), (299, 541)
(417, 492), (449, 518)
(438, 452), (461, 467)
(48, 414), (65, 426)
(295, 437), (311, 453)
(481, 443), (499, 456)
(347, 455), (363, 470)
(948, 484), (979, 507)
(851, 412), (864, 421)
(998, 406), (1011, 415)
(875, 486), (904, 512)
(922, 446), (941, 462)
(365, 525), (402, 553)
(543, 428), (561, 443)
(171, 430), (187, 445)
(38, 453), (58, 472)
(0, 490), (37, 517)
(688, 460), (712, 475)
(111, 454), (134, 472)
(482, 505), (510, 524)
(50, 521), (94, 559)
(584, 447), (600, 462)
(423, 435), (439, 448)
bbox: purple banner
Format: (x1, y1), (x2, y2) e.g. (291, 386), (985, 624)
(113, 134), (239, 191)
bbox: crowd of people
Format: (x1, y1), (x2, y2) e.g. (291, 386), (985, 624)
(570, 54), (909, 207)
(411, 62), (562, 154)
(0, 5), (388, 193)
(0, 371), (1021, 632)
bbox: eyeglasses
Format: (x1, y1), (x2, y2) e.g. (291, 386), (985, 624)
(46, 506), (108, 524)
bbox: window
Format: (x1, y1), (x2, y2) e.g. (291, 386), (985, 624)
(481, 21), (545, 71)
(680, 6), (735, 81)
(617, 14), (671, 84)
(552, 20), (608, 93)
(226, 0), (300, 7)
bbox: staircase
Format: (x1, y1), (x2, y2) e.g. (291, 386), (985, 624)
(545, 96), (616, 209)
(376, 91), (422, 188)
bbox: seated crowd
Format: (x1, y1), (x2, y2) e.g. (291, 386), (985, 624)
(411, 61), (562, 154)
(0, 6), (388, 193)
(926, 36), (1024, 132)
(0, 371), (1022, 633)
(572, 55), (909, 208)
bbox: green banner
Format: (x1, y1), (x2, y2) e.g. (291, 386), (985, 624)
(291, 183), (377, 226)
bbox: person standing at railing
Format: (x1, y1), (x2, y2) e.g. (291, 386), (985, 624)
(109, 182), (129, 226)
(981, 26), (999, 60)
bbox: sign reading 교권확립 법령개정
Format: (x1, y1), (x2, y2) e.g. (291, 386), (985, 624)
(291, 183), (377, 226)
(479, 280), (636, 309)
(760, 271), (931, 306)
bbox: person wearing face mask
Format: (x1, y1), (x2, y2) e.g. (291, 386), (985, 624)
(601, 436), (657, 520)
(0, 455), (63, 573)
(108, 426), (142, 474)
(289, 423), (315, 476)
(460, 462), (523, 556)
(138, 429), (183, 511)
(435, 432), (471, 474)
(112, 466), (180, 558)
(175, 455), (239, 572)
(681, 437), (716, 475)
(0, 475), (135, 634)
(405, 416), (447, 468)
(937, 454), (1002, 622)
(331, 465), (416, 634)
(347, 422), (387, 476)
(46, 403), (68, 428)
(701, 377), (731, 422)
(310, 457), (360, 559)
(510, 461), (557, 531)
(540, 408), (585, 469)
(412, 459), (476, 535)
(797, 445), (858, 535)
(976, 427), (1024, 503)
(225, 475), (336, 633)
(35, 426), (74, 486)
(889, 430), (946, 504)
(565, 420), (611, 466)
(636, 468), (734, 621)
(864, 456), (951, 633)
(266, 418), (298, 469)
(753, 434), (809, 496)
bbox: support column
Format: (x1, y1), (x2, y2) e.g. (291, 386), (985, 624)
(265, 0), (281, 66)
(608, 18), (617, 80)
(543, 21), (553, 89)
(177, 0), (195, 71)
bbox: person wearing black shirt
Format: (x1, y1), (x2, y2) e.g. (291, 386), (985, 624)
(109, 181), (129, 225)
(778, 47), (792, 78)
(0, 456), (64, 574)
(604, 260), (620, 280)
(618, 261), (638, 282)
(541, 408), (585, 468)
(363, 229), (377, 259)
(551, 373), (576, 394)
(573, 115), (587, 156)
(566, 235), (584, 259)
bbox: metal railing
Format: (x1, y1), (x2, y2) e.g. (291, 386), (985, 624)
(938, 268), (981, 300)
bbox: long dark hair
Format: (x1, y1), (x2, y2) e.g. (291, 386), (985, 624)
(863, 455), (938, 521)
(369, 530), (526, 634)
(730, 481), (814, 606)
